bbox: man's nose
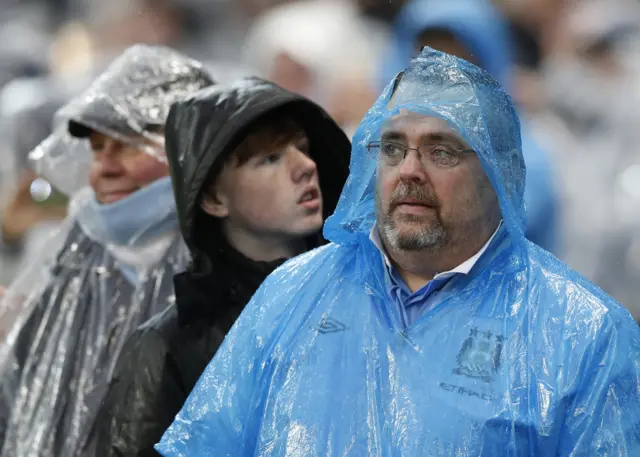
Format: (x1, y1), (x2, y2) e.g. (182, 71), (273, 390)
(94, 138), (125, 175)
(398, 149), (428, 183)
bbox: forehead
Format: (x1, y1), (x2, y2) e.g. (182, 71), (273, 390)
(381, 111), (464, 143)
(88, 129), (157, 147)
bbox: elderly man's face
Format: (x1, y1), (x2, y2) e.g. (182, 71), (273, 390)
(374, 111), (498, 252)
(88, 131), (169, 204)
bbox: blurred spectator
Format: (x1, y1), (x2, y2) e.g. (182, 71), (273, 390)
(353, 0), (409, 24)
(234, 0), (294, 19)
(493, 0), (569, 56)
(242, 0), (387, 136)
(0, 77), (70, 285)
(534, 0), (640, 319)
(86, 0), (214, 66)
(45, 0), (234, 87)
(543, 0), (640, 132)
(89, 0), (186, 53)
(0, 0), (52, 90)
(377, 0), (560, 253)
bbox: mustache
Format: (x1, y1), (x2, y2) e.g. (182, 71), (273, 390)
(389, 183), (439, 210)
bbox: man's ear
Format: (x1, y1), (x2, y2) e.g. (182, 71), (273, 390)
(200, 189), (229, 218)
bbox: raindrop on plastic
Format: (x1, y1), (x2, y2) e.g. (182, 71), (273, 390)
(30, 178), (52, 202)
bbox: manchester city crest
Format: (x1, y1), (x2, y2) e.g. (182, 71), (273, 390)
(453, 327), (504, 383)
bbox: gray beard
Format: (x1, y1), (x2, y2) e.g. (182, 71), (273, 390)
(374, 182), (448, 252)
(379, 213), (447, 251)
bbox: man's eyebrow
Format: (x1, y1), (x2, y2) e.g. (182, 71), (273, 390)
(380, 131), (467, 146)
(380, 131), (405, 142)
(422, 132), (468, 147)
(423, 133), (452, 142)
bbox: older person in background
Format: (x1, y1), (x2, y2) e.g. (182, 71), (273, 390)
(0, 44), (214, 457)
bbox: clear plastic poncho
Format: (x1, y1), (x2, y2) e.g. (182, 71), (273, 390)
(157, 48), (640, 456)
(29, 44), (214, 196)
(0, 44), (213, 457)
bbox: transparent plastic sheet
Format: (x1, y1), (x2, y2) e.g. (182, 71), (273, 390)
(0, 187), (190, 457)
(29, 44), (214, 196)
(157, 48), (640, 456)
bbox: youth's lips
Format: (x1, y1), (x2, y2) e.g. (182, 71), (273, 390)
(298, 186), (321, 210)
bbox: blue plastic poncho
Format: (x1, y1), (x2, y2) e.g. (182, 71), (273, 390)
(157, 48), (640, 456)
(378, 0), (558, 253)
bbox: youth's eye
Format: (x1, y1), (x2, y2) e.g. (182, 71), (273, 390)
(258, 153), (282, 166)
(296, 139), (310, 155)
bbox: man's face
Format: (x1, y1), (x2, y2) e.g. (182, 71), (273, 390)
(203, 130), (324, 241)
(374, 111), (498, 252)
(88, 131), (169, 204)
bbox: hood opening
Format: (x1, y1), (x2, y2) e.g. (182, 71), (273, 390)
(182, 93), (350, 277)
(325, 48), (526, 246)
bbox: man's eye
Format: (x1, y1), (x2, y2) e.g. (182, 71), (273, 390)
(381, 143), (404, 156)
(431, 146), (460, 166)
(432, 147), (454, 158)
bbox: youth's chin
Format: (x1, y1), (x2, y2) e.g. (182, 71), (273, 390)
(291, 213), (325, 238)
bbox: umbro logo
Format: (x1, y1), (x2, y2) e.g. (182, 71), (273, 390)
(317, 317), (347, 334)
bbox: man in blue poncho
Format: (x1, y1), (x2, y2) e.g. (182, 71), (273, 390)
(379, 0), (559, 253)
(157, 48), (640, 456)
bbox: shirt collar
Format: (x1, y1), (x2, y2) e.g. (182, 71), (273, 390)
(369, 220), (503, 281)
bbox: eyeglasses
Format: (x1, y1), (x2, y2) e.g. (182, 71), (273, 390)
(367, 140), (474, 168)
